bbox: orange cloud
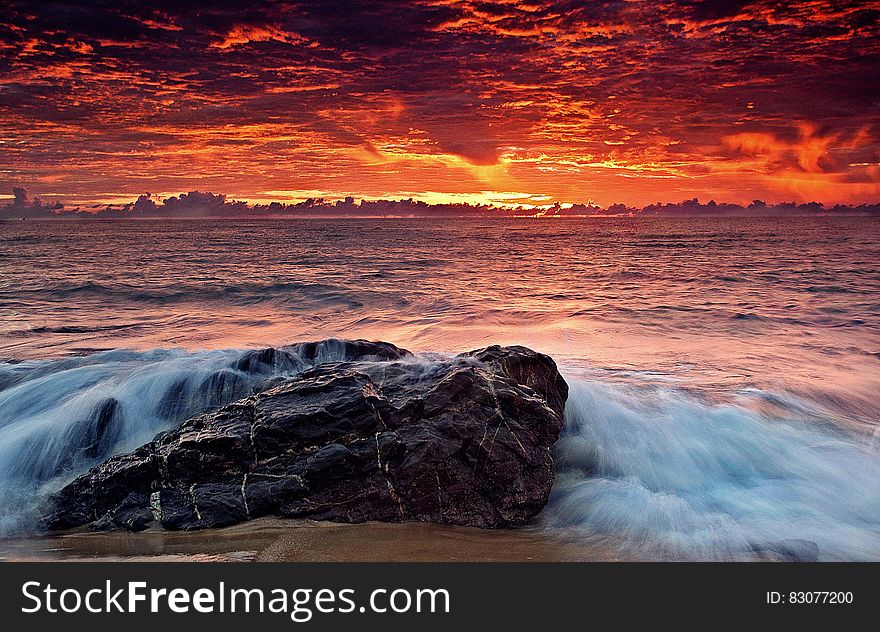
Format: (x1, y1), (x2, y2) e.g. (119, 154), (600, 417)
(211, 25), (313, 50)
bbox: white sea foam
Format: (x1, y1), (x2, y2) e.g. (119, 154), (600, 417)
(0, 341), (367, 534)
(1, 348), (879, 561)
(545, 378), (880, 560)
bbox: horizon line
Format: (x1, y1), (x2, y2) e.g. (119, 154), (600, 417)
(3, 188), (880, 220)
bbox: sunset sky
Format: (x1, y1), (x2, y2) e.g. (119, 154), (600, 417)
(1, 0), (878, 209)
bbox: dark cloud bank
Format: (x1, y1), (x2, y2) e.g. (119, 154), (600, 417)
(3, 189), (879, 219)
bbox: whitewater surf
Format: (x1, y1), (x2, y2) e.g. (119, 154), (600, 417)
(1, 343), (877, 561)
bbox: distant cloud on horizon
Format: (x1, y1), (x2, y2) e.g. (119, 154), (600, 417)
(3, 188), (879, 219)
(1, 186), (64, 218)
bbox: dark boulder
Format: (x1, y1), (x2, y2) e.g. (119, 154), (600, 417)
(44, 343), (568, 532)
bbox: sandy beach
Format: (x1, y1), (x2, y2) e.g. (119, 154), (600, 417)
(0, 518), (626, 562)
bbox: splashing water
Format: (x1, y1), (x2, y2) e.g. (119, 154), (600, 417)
(0, 340), (385, 534)
(545, 378), (880, 560)
(1, 344), (877, 560)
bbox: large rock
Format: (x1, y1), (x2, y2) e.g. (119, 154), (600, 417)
(44, 343), (568, 531)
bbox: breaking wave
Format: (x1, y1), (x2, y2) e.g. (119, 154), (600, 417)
(546, 378), (880, 560)
(0, 345), (878, 561)
(0, 340), (391, 534)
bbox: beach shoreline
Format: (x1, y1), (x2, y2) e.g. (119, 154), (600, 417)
(0, 518), (626, 563)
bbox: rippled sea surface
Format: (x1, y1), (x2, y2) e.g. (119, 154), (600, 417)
(1, 217), (879, 559)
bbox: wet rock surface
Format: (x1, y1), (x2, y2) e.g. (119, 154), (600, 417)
(45, 342), (568, 531)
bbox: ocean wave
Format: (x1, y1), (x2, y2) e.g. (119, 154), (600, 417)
(0, 345), (878, 560)
(545, 378), (880, 560)
(0, 279), (381, 308)
(0, 340), (394, 534)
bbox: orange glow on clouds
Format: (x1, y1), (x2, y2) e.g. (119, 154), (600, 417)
(0, 0), (878, 208)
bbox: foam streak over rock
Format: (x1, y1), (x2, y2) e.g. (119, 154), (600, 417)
(0, 339), (406, 534)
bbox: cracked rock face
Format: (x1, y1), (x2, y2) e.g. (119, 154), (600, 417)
(44, 342), (568, 531)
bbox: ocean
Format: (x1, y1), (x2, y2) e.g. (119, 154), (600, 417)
(1, 217), (879, 559)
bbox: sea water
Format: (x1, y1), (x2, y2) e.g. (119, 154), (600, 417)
(1, 217), (878, 559)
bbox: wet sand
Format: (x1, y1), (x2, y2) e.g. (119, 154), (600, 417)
(0, 518), (625, 562)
